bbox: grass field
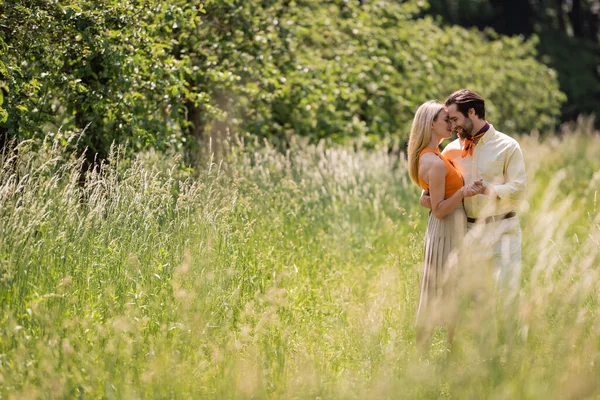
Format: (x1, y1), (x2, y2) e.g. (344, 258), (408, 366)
(1, 118), (600, 398)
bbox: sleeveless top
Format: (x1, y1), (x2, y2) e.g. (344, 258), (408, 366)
(418, 148), (464, 199)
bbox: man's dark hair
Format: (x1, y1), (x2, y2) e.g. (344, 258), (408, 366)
(445, 89), (485, 119)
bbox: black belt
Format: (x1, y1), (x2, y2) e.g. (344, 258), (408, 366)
(467, 211), (516, 224)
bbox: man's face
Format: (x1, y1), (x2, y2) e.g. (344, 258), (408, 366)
(446, 103), (473, 139)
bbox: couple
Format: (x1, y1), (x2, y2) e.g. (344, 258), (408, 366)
(407, 89), (527, 350)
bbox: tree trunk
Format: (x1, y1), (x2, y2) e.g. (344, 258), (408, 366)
(185, 101), (229, 164)
(556, 0), (566, 32)
(584, 4), (599, 43)
(0, 126), (7, 153)
(568, 0), (585, 37)
(186, 102), (205, 144)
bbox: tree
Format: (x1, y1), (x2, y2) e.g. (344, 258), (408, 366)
(0, 0), (566, 162)
(425, 0), (600, 126)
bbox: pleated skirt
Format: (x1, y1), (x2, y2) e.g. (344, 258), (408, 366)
(415, 204), (467, 328)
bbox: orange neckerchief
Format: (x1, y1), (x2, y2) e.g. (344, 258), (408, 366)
(461, 123), (490, 158)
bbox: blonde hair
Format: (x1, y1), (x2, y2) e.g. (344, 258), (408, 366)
(407, 100), (444, 187)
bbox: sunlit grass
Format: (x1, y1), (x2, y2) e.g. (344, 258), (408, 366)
(1, 119), (599, 398)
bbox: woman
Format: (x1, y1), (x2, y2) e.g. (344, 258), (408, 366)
(407, 100), (482, 350)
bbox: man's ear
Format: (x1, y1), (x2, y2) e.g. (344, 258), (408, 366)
(468, 108), (476, 118)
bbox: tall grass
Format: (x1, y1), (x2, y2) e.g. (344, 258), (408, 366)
(1, 119), (599, 398)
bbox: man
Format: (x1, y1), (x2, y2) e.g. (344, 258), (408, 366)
(421, 89), (526, 301)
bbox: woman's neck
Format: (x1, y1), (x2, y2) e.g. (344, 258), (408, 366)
(426, 135), (442, 149)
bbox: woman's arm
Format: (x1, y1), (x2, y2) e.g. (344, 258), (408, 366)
(426, 160), (481, 219)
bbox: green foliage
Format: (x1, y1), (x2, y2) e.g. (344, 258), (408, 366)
(537, 29), (600, 123)
(0, 0), (565, 159)
(425, 0), (600, 127)
(0, 0), (201, 156)
(278, 7), (564, 141)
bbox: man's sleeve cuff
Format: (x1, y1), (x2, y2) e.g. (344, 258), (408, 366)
(493, 184), (510, 200)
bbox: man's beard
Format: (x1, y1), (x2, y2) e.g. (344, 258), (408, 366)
(456, 117), (474, 139)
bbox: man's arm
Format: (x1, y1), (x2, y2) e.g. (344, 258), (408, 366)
(483, 145), (526, 206)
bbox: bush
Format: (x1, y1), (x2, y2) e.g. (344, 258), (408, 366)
(0, 0), (565, 159)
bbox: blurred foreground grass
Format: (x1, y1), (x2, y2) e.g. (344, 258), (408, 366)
(1, 118), (600, 398)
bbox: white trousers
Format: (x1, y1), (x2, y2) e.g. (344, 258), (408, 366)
(464, 217), (522, 300)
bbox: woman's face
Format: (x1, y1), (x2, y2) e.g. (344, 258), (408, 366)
(432, 109), (451, 139)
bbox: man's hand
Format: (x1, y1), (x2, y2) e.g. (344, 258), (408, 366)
(478, 179), (498, 198)
(419, 190), (432, 209)
(462, 179), (485, 197)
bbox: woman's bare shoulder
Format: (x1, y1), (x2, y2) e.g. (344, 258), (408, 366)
(419, 152), (444, 168)
(418, 153), (445, 179)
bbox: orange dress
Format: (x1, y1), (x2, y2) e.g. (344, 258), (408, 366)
(418, 148), (463, 199)
(415, 147), (467, 328)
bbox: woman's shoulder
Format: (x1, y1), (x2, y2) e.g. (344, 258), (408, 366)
(419, 152), (445, 173)
(420, 151), (443, 164)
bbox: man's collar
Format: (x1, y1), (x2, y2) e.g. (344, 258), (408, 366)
(479, 123), (495, 144)
(458, 121), (496, 143)
(474, 121), (490, 136)
(457, 123), (495, 147)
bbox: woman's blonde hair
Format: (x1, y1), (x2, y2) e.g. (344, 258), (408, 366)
(407, 100), (444, 187)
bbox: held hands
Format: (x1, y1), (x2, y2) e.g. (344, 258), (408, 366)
(419, 179), (490, 210)
(462, 179), (485, 198)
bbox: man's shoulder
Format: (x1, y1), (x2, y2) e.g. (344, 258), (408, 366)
(442, 138), (461, 152)
(492, 126), (521, 148)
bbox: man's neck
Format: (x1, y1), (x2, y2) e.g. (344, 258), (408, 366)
(471, 119), (487, 135)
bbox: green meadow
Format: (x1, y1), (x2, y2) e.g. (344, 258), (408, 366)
(1, 118), (600, 398)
